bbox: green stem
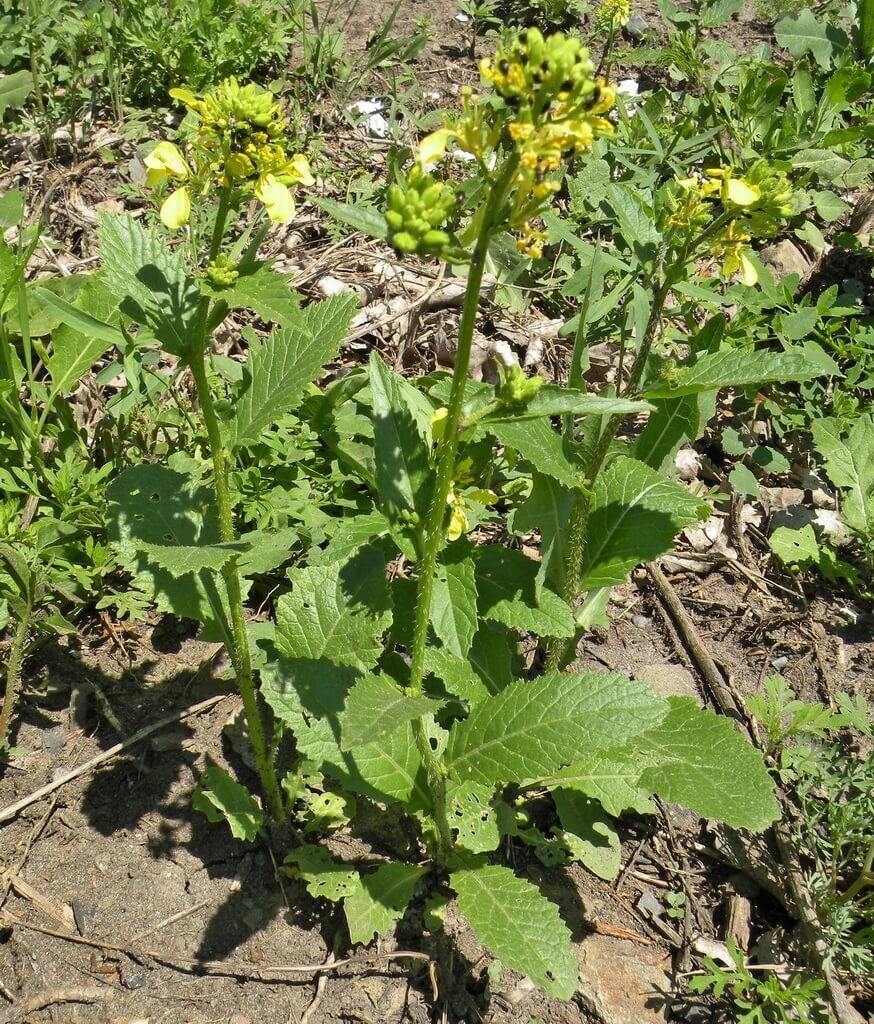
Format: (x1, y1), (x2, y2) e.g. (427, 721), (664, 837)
(188, 184), (283, 825)
(839, 841), (874, 904)
(0, 604), (32, 748)
(406, 153), (520, 857)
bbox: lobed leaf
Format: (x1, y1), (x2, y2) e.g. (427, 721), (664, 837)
(485, 417), (581, 490)
(472, 546), (575, 639)
(344, 863), (427, 945)
(339, 674), (442, 751)
(192, 766), (263, 841)
(553, 789), (621, 881)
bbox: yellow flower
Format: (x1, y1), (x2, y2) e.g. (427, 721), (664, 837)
(446, 492), (469, 542)
(417, 128), (454, 168)
(725, 177), (761, 207)
(144, 141), (190, 187)
(159, 186), (191, 229)
(722, 248), (758, 286)
(255, 174), (296, 223)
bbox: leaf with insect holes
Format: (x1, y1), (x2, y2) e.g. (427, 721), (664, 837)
(98, 212), (200, 357)
(275, 546), (392, 671)
(445, 670), (667, 787)
(107, 464), (230, 640)
(642, 348), (838, 399)
(432, 550), (478, 658)
(192, 766), (263, 841)
(285, 845), (359, 902)
(769, 524), (820, 565)
(344, 863), (427, 944)
(582, 456), (707, 590)
(553, 789), (621, 881)
(369, 351), (434, 527)
(201, 260), (301, 326)
(811, 414), (874, 545)
(339, 675), (442, 751)
(447, 780), (501, 853)
(229, 293), (355, 447)
(451, 860), (578, 999)
(472, 546), (574, 639)
(632, 697), (778, 829)
(260, 657), (431, 811)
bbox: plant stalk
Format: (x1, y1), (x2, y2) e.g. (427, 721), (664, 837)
(0, 606), (32, 748)
(406, 154), (519, 856)
(188, 184), (284, 824)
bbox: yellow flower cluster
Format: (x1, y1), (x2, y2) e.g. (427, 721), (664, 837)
(597, 0), (631, 28)
(143, 77), (314, 229)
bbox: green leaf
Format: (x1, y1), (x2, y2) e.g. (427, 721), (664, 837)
(432, 551), (478, 658)
(769, 524), (820, 565)
(775, 10), (847, 69)
(339, 674), (441, 751)
(513, 473), (574, 596)
(275, 547), (392, 672)
(285, 845), (360, 902)
(811, 191), (848, 222)
(793, 149), (854, 184)
(779, 307), (819, 342)
(553, 789), (621, 881)
(192, 766), (263, 841)
(485, 418), (581, 490)
(445, 670), (667, 787)
(32, 286), (120, 345)
(107, 464), (229, 637)
(469, 622), (517, 694)
(472, 546), (575, 638)
(606, 183), (661, 256)
(135, 541), (247, 575)
(451, 862), (578, 999)
(729, 463), (759, 498)
(582, 456), (707, 590)
(812, 415), (874, 543)
(311, 196), (389, 240)
(424, 647), (492, 704)
(0, 70), (32, 119)
(230, 294), (355, 447)
(448, 780), (501, 853)
(699, 0), (741, 27)
(369, 351), (434, 526)
(98, 212), (200, 357)
(202, 260), (301, 325)
(633, 394), (712, 472)
(313, 512), (391, 566)
(344, 863), (427, 944)
(485, 386), (648, 422)
(633, 697), (778, 830)
(261, 658), (430, 810)
(539, 752), (653, 816)
(644, 349), (838, 399)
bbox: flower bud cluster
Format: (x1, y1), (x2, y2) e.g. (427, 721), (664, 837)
(385, 164), (460, 259)
(144, 77), (314, 229)
(205, 253), (240, 288)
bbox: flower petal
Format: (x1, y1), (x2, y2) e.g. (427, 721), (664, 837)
(726, 178), (761, 207)
(169, 87), (198, 108)
(145, 141), (190, 186)
(286, 153), (315, 187)
(417, 128), (454, 168)
(739, 251), (758, 287)
(255, 174), (296, 223)
(160, 186), (191, 229)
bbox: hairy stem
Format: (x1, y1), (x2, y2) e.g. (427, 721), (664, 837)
(406, 154), (520, 857)
(188, 185), (284, 824)
(0, 605), (32, 748)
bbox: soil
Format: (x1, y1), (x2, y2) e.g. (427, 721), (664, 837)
(1, 3), (872, 1024)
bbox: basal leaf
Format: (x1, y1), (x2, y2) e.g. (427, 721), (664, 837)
(339, 674), (441, 751)
(285, 845), (360, 902)
(432, 551), (478, 658)
(451, 862), (578, 999)
(369, 351), (433, 526)
(261, 657), (430, 810)
(275, 546), (392, 671)
(539, 751), (654, 816)
(192, 766), (263, 841)
(775, 10), (847, 68)
(0, 70), (32, 119)
(811, 414), (874, 543)
(553, 789), (621, 881)
(485, 418), (581, 490)
(445, 670), (667, 787)
(472, 546), (575, 638)
(642, 348), (838, 399)
(633, 697), (778, 830)
(33, 286), (120, 345)
(230, 293), (355, 447)
(582, 456), (707, 590)
(98, 212), (200, 357)
(344, 863), (427, 944)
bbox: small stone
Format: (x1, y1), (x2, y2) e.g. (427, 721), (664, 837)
(759, 239), (811, 280)
(123, 971), (146, 990)
(634, 663), (700, 703)
(770, 656), (789, 670)
(632, 614), (651, 629)
(625, 12), (650, 38)
(577, 934), (670, 1023)
(229, 1016), (253, 1024)
(41, 727), (67, 754)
